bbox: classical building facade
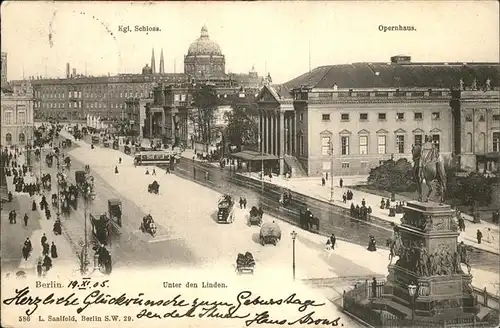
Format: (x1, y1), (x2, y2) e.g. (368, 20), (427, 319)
(450, 89), (500, 172)
(1, 88), (34, 147)
(257, 56), (499, 177)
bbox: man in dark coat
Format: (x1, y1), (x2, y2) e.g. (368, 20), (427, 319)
(41, 233), (47, 246)
(329, 234), (336, 250)
(23, 213), (29, 227)
(42, 242), (49, 256)
(50, 242), (58, 258)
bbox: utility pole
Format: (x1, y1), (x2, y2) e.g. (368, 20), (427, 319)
(330, 141), (334, 202)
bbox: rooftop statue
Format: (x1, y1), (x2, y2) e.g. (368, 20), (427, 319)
(411, 135), (447, 203)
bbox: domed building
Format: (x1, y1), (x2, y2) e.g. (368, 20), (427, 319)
(184, 25), (226, 79)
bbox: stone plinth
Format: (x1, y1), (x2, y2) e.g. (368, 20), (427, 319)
(382, 201), (478, 319)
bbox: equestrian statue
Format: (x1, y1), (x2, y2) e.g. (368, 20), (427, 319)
(411, 135), (447, 203)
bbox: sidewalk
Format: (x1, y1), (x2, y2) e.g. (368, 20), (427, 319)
(240, 172), (500, 255)
(4, 151), (80, 278)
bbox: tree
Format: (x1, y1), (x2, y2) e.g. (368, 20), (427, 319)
(224, 99), (259, 151)
(367, 158), (416, 192)
(191, 84), (219, 148)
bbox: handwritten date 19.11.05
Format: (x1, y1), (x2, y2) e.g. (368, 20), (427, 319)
(68, 279), (109, 290)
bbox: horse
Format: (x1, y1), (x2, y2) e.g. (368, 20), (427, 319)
(411, 143), (447, 203)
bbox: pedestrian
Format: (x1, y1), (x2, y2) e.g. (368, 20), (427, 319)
(343, 193), (347, 203)
(321, 177), (325, 186)
(152, 168), (156, 175)
(42, 242), (49, 256)
(23, 213), (29, 227)
(476, 229), (483, 244)
(362, 198), (366, 207)
(239, 197), (243, 209)
(45, 208), (51, 220)
(372, 277), (378, 298)
(36, 260), (43, 277)
(41, 233), (47, 246)
(243, 198), (247, 209)
(118, 157), (122, 164)
(50, 242), (58, 258)
(11, 210), (17, 224)
(325, 172), (328, 180)
(486, 228), (493, 243)
(115, 166), (119, 174)
(340, 178), (343, 188)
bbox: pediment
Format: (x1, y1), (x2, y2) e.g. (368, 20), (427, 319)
(320, 130), (333, 135)
(257, 86), (280, 104)
(412, 128), (425, 134)
(338, 129), (352, 135)
(394, 128), (407, 134)
(358, 129), (370, 135)
(376, 129), (389, 134)
(430, 128), (442, 133)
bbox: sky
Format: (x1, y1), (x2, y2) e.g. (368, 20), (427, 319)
(1, 1), (499, 84)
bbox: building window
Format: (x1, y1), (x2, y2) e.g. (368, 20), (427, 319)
(299, 135), (304, 155)
(378, 113), (386, 120)
(396, 113), (404, 120)
(321, 136), (331, 156)
(479, 114), (485, 122)
(341, 113), (349, 121)
(465, 115), (472, 122)
(432, 134), (440, 152)
(322, 114), (331, 121)
(17, 111), (26, 124)
(3, 111), (13, 125)
(414, 134), (423, 146)
(432, 112), (440, 120)
(299, 113), (303, 122)
(174, 94), (180, 101)
(493, 132), (500, 152)
(414, 112), (423, 120)
(377, 135), (386, 154)
(493, 114), (500, 121)
(359, 136), (368, 155)
(341, 136), (349, 155)
(120, 93), (123, 98)
(19, 133), (25, 143)
(181, 94), (186, 101)
(359, 113), (368, 120)
(396, 135), (405, 153)
(341, 162), (350, 169)
(5, 133), (12, 144)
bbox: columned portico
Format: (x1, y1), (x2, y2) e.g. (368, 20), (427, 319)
(279, 110), (285, 175)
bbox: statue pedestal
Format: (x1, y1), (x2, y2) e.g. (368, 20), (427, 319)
(381, 201), (478, 320)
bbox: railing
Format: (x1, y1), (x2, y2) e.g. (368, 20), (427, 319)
(343, 280), (499, 328)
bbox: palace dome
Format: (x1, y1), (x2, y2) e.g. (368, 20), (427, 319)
(187, 25), (222, 56)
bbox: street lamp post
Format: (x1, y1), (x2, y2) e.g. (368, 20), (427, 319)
(290, 230), (297, 280)
(408, 282), (417, 323)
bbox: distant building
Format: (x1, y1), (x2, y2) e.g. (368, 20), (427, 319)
(31, 25), (263, 124)
(1, 87), (34, 147)
(1, 52), (7, 86)
(257, 56), (500, 177)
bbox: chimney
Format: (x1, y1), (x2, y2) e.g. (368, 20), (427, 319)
(72, 68), (76, 77)
(66, 63), (70, 78)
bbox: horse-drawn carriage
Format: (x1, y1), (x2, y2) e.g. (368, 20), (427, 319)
(61, 139), (72, 148)
(64, 156), (71, 170)
(103, 139), (110, 148)
(140, 214), (156, 237)
(75, 170), (95, 201)
(279, 190), (292, 206)
(217, 194), (235, 223)
(236, 252), (255, 274)
(108, 199), (122, 227)
(41, 173), (51, 191)
(89, 199), (122, 246)
(248, 206), (263, 226)
(148, 181), (159, 194)
(259, 221), (281, 246)
(93, 245), (112, 275)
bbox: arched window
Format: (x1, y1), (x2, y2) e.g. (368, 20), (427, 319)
(5, 133), (12, 145)
(19, 133), (26, 143)
(466, 133), (473, 153)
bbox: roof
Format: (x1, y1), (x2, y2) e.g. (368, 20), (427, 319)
(284, 62), (500, 89)
(230, 150), (278, 161)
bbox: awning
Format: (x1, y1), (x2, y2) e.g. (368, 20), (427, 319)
(230, 150), (278, 161)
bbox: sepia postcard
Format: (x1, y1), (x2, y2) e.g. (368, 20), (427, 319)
(1, 1), (499, 327)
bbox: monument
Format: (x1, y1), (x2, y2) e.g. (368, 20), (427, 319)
(377, 137), (479, 322)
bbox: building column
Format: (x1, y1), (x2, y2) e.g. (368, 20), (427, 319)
(258, 110), (262, 153)
(161, 110), (166, 136)
(293, 113), (297, 156)
(279, 111), (285, 176)
(149, 113), (153, 138)
(263, 112), (268, 153)
(272, 113), (276, 155)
